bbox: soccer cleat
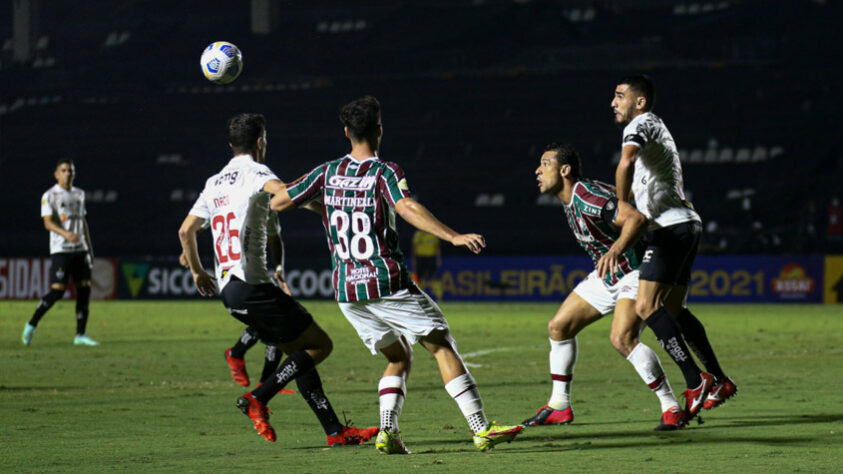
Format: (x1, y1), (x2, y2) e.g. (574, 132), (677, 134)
(326, 425), (379, 446)
(522, 405), (574, 426)
(73, 334), (100, 346)
(473, 422), (523, 452)
(682, 371), (715, 420)
(225, 348), (250, 386)
(236, 393), (276, 442)
(375, 429), (411, 454)
(704, 377), (738, 410)
(22, 323), (36, 346)
(654, 405), (687, 431)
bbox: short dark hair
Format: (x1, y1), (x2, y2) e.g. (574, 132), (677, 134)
(228, 113), (266, 154)
(339, 96), (381, 142)
(544, 143), (582, 178)
(55, 158), (74, 170)
(618, 74), (655, 111)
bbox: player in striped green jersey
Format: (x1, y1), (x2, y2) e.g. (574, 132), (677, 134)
(270, 96), (522, 453)
(523, 143), (686, 430)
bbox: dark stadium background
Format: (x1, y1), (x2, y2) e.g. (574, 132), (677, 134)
(1, 0), (841, 262)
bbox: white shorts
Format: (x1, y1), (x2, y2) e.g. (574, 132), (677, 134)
(572, 270), (639, 315)
(338, 288), (451, 354)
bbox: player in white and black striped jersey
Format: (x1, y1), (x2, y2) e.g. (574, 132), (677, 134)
(612, 75), (737, 420)
(22, 159), (98, 346)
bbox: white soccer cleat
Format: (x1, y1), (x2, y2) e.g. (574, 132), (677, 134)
(73, 334), (100, 346)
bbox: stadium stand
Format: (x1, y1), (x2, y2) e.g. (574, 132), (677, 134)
(1, 0), (840, 257)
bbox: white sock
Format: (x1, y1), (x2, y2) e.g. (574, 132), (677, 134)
(626, 343), (679, 412)
(548, 337), (576, 410)
(378, 375), (406, 433)
(444, 373), (489, 434)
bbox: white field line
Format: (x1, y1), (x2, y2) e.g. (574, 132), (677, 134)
(462, 346), (522, 368)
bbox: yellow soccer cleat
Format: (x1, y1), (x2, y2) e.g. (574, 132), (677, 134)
(473, 422), (523, 452)
(375, 429), (411, 454)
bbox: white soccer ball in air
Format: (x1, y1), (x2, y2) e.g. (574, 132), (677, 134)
(200, 41), (243, 84)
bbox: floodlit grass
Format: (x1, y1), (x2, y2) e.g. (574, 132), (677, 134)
(1, 300), (841, 472)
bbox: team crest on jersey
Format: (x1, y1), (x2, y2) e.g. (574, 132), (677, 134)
(327, 175), (377, 191)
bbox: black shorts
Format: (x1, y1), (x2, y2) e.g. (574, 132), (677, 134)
(50, 252), (91, 285)
(415, 257), (438, 280)
(220, 277), (314, 345)
(639, 221), (702, 286)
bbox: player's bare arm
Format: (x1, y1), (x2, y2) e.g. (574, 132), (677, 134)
(615, 144), (638, 203)
(597, 201), (647, 279)
(43, 215), (79, 243)
(83, 218), (94, 259)
(178, 214), (217, 297)
(395, 197), (485, 254)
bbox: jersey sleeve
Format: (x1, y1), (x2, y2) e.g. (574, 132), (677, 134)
(188, 188), (211, 220)
(40, 191), (53, 217)
(378, 162), (412, 207)
(249, 164), (281, 195)
(600, 197), (620, 226)
(286, 165), (326, 206)
(622, 119), (647, 149)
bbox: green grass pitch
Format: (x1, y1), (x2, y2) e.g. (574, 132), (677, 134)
(1, 300), (841, 472)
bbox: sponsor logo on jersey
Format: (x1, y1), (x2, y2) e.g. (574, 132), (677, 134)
(397, 178), (409, 191)
(326, 175), (377, 191)
(347, 266), (378, 285)
(771, 263), (814, 296)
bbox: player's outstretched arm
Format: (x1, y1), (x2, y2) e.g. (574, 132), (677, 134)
(615, 145), (638, 203)
(395, 198), (485, 254)
(178, 214), (217, 297)
(597, 200), (647, 279)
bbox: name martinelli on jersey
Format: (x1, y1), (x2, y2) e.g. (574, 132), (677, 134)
(324, 195), (375, 208)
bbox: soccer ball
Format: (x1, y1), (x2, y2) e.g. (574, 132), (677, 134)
(200, 41), (243, 84)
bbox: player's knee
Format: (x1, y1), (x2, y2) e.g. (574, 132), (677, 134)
(50, 283), (66, 291)
(635, 300), (658, 319)
(548, 316), (573, 340)
(610, 330), (638, 356)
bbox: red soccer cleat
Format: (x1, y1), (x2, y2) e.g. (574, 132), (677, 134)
(683, 372), (715, 420)
(326, 425), (379, 446)
(236, 393), (276, 442)
(254, 382), (295, 395)
(522, 405), (574, 426)
(225, 348), (250, 387)
(704, 377), (738, 410)
(654, 405), (688, 431)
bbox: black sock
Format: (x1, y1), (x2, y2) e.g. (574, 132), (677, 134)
(677, 308), (726, 381)
(230, 327), (259, 359)
(75, 286), (91, 335)
(29, 289), (63, 326)
(295, 368), (343, 435)
(251, 350), (315, 404)
(645, 307), (702, 388)
(260, 345), (282, 383)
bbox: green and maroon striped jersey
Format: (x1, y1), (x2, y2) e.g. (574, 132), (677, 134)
(563, 179), (643, 285)
(286, 155), (413, 302)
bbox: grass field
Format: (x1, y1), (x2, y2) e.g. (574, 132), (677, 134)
(1, 300), (841, 473)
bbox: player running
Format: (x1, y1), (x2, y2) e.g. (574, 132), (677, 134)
(178, 113), (377, 445)
(23, 159), (98, 346)
(611, 75), (737, 419)
(269, 96), (522, 453)
(523, 143), (685, 430)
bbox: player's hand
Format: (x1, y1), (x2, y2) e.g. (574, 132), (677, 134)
(65, 231), (80, 243)
(274, 269), (292, 295)
(451, 233), (486, 254)
(597, 248), (621, 280)
(178, 252), (189, 268)
(193, 270), (218, 297)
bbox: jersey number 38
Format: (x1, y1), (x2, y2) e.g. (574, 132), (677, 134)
(330, 210), (374, 260)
